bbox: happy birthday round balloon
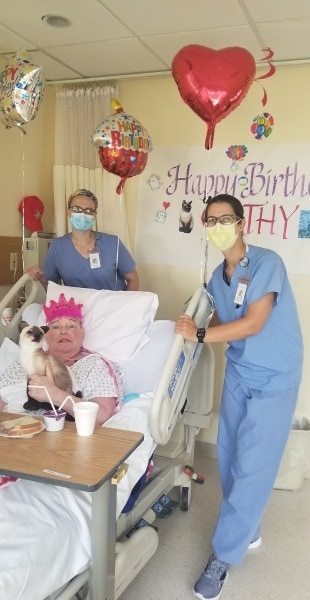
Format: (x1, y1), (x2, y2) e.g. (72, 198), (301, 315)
(92, 99), (153, 194)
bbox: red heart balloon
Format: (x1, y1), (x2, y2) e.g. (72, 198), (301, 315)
(172, 45), (256, 149)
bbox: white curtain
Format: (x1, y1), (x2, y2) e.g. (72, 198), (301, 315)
(53, 83), (131, 249)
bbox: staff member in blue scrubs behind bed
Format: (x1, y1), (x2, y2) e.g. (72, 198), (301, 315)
(26, 189), (139, 291)
(175, 193), (303, 600)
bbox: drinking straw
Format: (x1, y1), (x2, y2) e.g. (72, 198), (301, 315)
(28, 385), (58, 417)
(58, 395), (76, 411)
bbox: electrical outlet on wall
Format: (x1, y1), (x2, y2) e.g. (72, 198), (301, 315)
(10, 253), (18, 271)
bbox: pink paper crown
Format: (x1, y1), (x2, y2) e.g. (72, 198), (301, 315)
(43, 293), (83, 323)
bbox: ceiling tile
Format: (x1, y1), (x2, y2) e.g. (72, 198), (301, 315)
(0, 26), (37, 54)
(29, 51), (83, 81)
(46, 39), (168, 78)
(100, 0), (248, 35)
(257, 20), (310, 61)
(143, 27), (264, 67)
(0, 0), (132, 47)
(243, 0), (310, 22)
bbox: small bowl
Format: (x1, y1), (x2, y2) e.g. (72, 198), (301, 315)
(43, 409), (66, 432)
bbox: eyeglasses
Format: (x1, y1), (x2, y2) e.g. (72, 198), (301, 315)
(69, 205), (96, 216)
(205, 215), (241, 228)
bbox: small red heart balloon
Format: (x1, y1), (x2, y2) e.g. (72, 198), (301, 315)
(172, 45), (256, 149)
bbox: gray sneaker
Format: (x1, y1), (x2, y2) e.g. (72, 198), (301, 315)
(193, 554), (229, 600)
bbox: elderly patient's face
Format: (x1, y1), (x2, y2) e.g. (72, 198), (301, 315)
(46, 317), (84, 357)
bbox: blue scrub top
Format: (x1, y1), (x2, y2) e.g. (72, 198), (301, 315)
(43, 232), (136, 291)
(207, 245), (303, 390)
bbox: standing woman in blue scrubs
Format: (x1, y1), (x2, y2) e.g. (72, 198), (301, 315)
(175, 193), (303, 600)
(26, 189), (139, 291)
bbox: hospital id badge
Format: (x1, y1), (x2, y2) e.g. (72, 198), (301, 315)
(234, 278), (249, 306)
(89, 251), (101, 269)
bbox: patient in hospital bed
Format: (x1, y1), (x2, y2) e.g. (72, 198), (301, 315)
(0, 292), (123, 425)
(0, 281), (170, 600)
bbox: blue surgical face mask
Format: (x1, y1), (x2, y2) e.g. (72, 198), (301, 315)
(70, 213), (95, 231)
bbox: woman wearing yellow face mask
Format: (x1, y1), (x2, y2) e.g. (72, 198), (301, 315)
(175, 193), (303, 600)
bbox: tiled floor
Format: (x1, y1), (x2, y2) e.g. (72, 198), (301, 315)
(119, 454), (310, 600)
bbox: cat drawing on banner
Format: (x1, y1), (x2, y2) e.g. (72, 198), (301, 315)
(179, 200), (194, 233)
(147, 173), (162, 190)
(155, 201), (170, 224)
(155, 209), (167, 224)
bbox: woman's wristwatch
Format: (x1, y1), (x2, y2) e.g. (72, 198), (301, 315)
(196, 327), (206, 343)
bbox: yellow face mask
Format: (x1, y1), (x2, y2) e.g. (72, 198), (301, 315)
(205, 222), (238, 252)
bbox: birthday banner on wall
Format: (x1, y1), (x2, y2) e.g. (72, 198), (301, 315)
(135, 144), (310, 277)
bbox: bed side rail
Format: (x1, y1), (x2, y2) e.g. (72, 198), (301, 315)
(0, 274), (46, 344)
(150, 285), (214, 445)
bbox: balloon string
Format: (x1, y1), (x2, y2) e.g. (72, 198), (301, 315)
(114, 192), (123, 289)
(200, 167), (212, 285)
(114, 189), (127, 288)
(200, 230), (208, 286)
(21, 130), (26, 277)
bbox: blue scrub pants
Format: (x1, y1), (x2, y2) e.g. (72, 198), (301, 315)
(212, 370), (299, 566)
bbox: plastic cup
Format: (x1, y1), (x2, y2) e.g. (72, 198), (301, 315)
(43, 409), (66, 432)
(73, 402), (99, 436)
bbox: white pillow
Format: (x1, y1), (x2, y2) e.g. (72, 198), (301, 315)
(38, 281), (159, 363)
(122, 320), (176, 394)
(22, 303), (43, 326)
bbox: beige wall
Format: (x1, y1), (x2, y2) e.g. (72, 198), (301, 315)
(0, 64), (309, 422)
(0, 85), (56, 236)
(0, 85), (55, 297)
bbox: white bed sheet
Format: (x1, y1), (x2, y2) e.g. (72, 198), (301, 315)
(0, 479), (92, 600)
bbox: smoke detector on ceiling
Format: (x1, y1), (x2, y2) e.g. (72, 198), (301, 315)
(42, 15), (71, 28)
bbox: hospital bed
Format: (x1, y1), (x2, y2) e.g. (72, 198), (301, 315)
(0, 275), (215, 600)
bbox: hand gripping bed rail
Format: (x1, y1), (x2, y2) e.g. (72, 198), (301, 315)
(0, 274), (46, 344)
(150, 285), (214, 445)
